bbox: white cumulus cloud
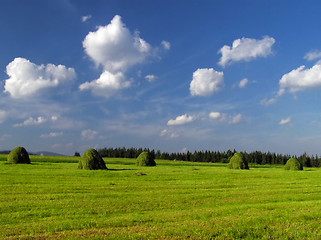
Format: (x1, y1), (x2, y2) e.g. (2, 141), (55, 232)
(279, 117), (291, 125)
(278, 64), (321, 95)
(190, 68), (224, 96)
(83, 15), (154, 72)
(79, 70), (131, 97)
(167, 114), (195, 126)
(218, 36), (275, 67)
(4, 57), (76, 99)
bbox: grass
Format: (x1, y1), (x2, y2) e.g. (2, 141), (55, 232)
(1, 155), (321, 239)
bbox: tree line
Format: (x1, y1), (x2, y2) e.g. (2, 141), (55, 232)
(97, 147), (321, 168)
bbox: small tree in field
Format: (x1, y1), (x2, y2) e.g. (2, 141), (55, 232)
(74, 152), (80, 157)
(136, 151), (156, 166)
(78, 149), (107, 170)
(7, 147), (30, 164)
(227, 152), (249, 169)
(284, 157), (303, 170)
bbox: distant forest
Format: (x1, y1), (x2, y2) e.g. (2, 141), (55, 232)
(97, 147), (321, 168)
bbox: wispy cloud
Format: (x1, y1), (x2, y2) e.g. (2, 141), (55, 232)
(0, 110), (7, 124)
(160, 129), (179, 138)
(304, 50), (321, 61)
(13, 115), (59, 127)
(14, 116), (46, 127)
(209, 111), (242, 124)
(260, 97), (277, 106)
(40, 132), (63, 138)
(238, 78), (249, 88)
(145, 74), (157, 82)
(279, 117), (291, 125)
(161, 40), (171, 50)
(82, 14), (92, 22)
(81, 129), (98, 140)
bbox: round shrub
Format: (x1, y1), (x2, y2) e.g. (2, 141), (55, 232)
(78, 149), (107, 170)
(7, 147), (30, 164)
(227, 152), (249, 169)
(136, 152), (156, 166)
(284, 158), (303, 170)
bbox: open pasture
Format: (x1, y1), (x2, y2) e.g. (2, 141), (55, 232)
(1, 155), (321, 239)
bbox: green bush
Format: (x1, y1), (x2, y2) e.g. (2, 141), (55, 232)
(284, 158), (303, 170)
(78, 149), (107, 170)
(136, 152), (156, 166)
(7, 147), (30, 164)
(227, 152), (249, 169)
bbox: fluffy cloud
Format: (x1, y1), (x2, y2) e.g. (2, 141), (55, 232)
(239, 78), (249, 88)
(167, 114), (196, 126)
(81, 15), (168, 96)
(218, 36), (275, 67)
(13, 115), (58, 127)
(190, 68), (224, 96)
(83, 15), (154, 72)
(209, 112), (242, 124)
(4, 57), (76, 99)
(209, 111), (222, 120)
(278, 64), (321, 95)
(263, 63), (321, 105)
(14, 116), (46, 127)
(145, 74), (157, 82)
(51, 116), (58, 121)
(81, 129), (98, 140)
(279, 117), (291, 125)
(304, 50), (321, 61)
(79, 70), (131, 96)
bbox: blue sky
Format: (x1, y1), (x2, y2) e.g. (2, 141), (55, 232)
(1, 0), (321, 156)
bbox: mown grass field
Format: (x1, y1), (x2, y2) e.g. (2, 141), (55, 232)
(1, 154), (321, 239)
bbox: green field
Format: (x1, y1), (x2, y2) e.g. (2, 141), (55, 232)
(1, 155), (321, 239)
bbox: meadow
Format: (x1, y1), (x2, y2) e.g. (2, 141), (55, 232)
(1, 155), (321, 239)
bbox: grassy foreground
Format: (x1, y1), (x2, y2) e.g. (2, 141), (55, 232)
(1, 155), (321, 239)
